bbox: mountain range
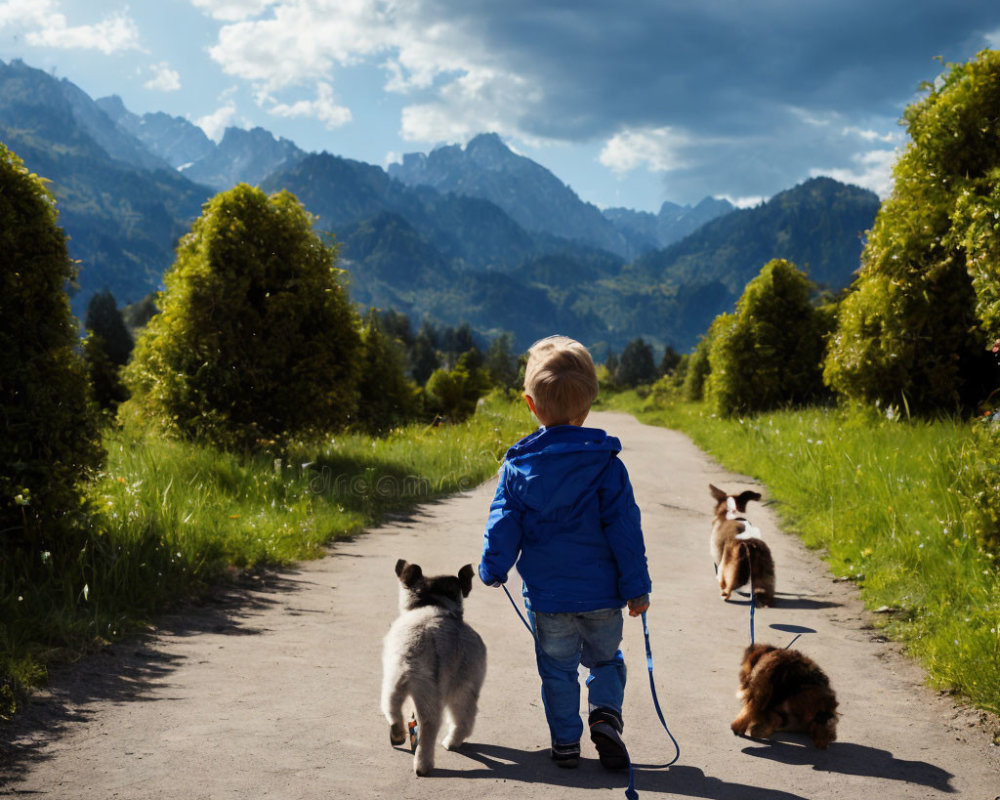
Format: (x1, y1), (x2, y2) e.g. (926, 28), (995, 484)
(0, 57), (881, 353)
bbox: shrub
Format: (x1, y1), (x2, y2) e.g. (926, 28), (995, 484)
(825, 50), (1000, 413)
(682, 334), (713, 402)
(354, 309), (419, 434)
(124, 185), (361, 448)
(424, 353), (491, 422)
(0, 142), (102, 555)
(706, 259), (829, 416)
(954, 412), (1000, 555)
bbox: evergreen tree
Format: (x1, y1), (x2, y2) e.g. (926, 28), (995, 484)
(659, 345), (682, 376)
(85, 290), (133, 366)
(485, 333), (519, 390)
(617, 338), (658, 387)
(83, 290), (133, 410)
(0, 142), (102, 552)
(411, 321), (441, 385)
(125, 184), (361, 447)
(824, 49), (1000, 412)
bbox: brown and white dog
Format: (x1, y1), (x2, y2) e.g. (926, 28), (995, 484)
(731, 642), (839, 748)
(709, 484), (775, 606)
(381, 560), (487, 776)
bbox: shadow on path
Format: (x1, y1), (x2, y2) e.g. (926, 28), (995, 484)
(0, 571), (305, 787)
(449, 743), (814, 800)
(741, 738), (954, 792)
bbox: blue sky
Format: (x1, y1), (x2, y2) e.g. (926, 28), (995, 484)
(2, 0), (999, 212)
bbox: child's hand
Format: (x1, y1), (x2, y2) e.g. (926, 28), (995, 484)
(627, 594), (650, 617)
(478, 564), (505, 588)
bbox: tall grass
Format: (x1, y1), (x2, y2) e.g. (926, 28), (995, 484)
(0, 392), (534, 717)
(601, 392), (1000, 715)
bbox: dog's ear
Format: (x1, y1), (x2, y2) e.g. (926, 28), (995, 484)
(395, 559), (408, 578)
(735, 490), (762, 511)
(458, 564), (474, 597)
(399, 562), (423, 588)
(709, 484), (727, 503)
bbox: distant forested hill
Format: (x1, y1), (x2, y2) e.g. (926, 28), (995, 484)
(0, 59), (209, 313)
(0, 57), (879, 353)
(629, 177), (879, 293)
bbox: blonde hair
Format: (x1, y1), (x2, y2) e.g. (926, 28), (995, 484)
(524, 335), (598, 425)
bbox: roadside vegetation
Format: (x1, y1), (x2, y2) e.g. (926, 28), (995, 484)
(0, 166), (533, 718)
(4, 49), (1000, 728)
(599, 392), (1000, 715)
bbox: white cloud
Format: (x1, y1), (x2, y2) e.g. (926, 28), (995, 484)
(842, 125), (899, 144)
(267, 81), (351, 128)
(0, 0), (56, 29)
(400, 68), (540, 145)
(986, 28), (1000, 48)
(716, 194), (766, 209)
(205, 1), (543, 148)
(190, 0), (277, 21)
(207, 1), (394, 92)
(144, 61), (181, 92)
(196, 100), (239, 141)
(10, 3), (142, 55)
(598, 127), (689, 175)
(810, 148), (899, 198)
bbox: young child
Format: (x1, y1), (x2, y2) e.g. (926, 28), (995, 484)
(478, 335), (651, 770)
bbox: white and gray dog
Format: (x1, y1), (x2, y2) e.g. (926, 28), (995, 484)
(381, 559), (487, 776)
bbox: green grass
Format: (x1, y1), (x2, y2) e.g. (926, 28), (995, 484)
(601, 391), (1000, 715)
(0, 392), (534, 717)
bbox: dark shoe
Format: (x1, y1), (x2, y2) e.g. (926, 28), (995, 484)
(589, 708), (628, 770)
(550, 741), (580, 768)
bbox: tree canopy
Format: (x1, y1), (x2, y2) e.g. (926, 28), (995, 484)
(824, 49), (1000, 413)
(0, 142), (102, 551)
(125, 184), (361, 446)
(707, 259), (829, 416)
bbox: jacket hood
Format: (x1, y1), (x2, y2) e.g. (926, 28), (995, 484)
(502, 425), (621, 514)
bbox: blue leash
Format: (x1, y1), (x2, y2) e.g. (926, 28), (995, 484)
(502, 584), (679, 799)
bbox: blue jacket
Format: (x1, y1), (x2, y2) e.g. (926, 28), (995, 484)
(479, 425), (651, 613)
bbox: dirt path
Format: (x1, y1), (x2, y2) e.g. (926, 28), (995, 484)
(2, 411), (998, 799)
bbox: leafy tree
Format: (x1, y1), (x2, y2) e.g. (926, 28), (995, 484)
(617, 338), (658, 387)
(354, 309), (419, 433)
(824, 50), (1000, 413)
(125, 184), (361, 447)
(424, 352), (491, 422)
(0, 142), (102, 552)
(706, 259), (829, 416)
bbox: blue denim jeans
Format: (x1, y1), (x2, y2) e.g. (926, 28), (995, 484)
(528, 606), (627, 746)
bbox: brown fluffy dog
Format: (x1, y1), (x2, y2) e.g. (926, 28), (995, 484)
(731, 643), (839, 748)
(709, 484), (775, 606)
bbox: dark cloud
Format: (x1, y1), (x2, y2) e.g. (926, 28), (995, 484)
(437, 0), (999, 140)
